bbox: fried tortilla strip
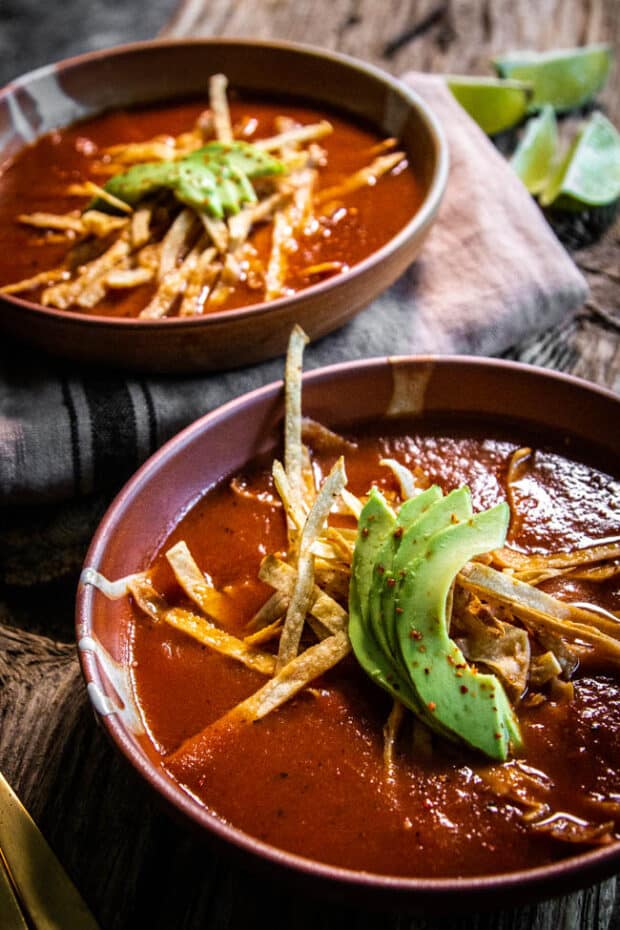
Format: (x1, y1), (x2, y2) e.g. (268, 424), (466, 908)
(494, 540), (620, 573)
(383, 699), (405, 781)
(0, 268), (70, 295)
(284, 324), (310, 519)
(243, 618), (283, 646)
(166, 630), (351, 772)
(301, 417), (357, 455)
(200, 214), (229, 253)
(104, 139), (176, 163)
(273, 460), (306, 539)
(504, 446), (533, 537)
(259, 555), (347, 633)
(131, 204), (153, 248)
(159, 208), (197, 279)
(80, 180), (133, 214)
(246, 589), (288, 632)
(105, 267), (154, 288)
(129, 575), (275, 675)
(264, 209), (292, 301)
(315, 151), (405, 206)
(140, 244), (202, 319)
(42, 235), (131, 309)
(529, 813), (615, 845)
(380, 458), (420, 500)
(209, 73), (233, 144)
(228, 192), (288, 250)
(459, 562), (620, 666)
(165, 540), (232, 624)
(276, 458), (347, 670)
(178, 247), (218, 316)
(18, 212), (85, 233)
(254, 120), (333, 152)
(81, 210), (129, 237)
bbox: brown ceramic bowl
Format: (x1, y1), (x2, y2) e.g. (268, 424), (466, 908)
(76, 356), (620, 911)
(0, 39), (447, 373)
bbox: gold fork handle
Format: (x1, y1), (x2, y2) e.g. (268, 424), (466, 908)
(0, 850), (29, 930)
(0, 771), (101, 930)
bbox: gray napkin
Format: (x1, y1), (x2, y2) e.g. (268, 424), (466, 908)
(0, 73), (587, 505)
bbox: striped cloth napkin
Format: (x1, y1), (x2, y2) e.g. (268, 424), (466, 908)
(0, 74), (587, 506)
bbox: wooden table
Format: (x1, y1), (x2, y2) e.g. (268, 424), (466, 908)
(1, 2), (618, 928)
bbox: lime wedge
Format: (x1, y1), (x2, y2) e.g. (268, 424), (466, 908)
(510, 105), (558, 194)
(493, 43), (612, 113)
(540, 112), (620, 208)
(446, 76), (532, 135)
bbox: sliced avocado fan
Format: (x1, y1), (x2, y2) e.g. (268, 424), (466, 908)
(349, 486), (521, 761)
(92, 141), (286, 219)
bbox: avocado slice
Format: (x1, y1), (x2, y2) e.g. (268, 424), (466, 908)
(349, 489), (433, 711)
(349, 486), (522, 761)
(348, 489), (408, 701)
(94, 141), (285, 218)
(368, 488), (442, 660)
(395, 503), (521, 760)
(384, 487), (471, 667)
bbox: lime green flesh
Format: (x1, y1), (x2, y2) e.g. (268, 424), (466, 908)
(446, 75), (532, 135)
(349, 487), (521, 761)
(540, 111), (620, 208)
(493, 43), (612, 113)
(510, 105), (558, 194)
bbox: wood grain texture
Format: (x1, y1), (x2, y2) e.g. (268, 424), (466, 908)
(0, 1), (618, 927)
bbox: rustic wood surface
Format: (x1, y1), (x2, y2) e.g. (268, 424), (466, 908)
(1, 1), (619, 928)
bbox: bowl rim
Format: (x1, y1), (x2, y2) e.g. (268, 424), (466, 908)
(0, 36), (449, 331)
(76, 353), (620, 901)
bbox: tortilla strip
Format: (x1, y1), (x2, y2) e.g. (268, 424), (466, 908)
(459, 563), (620, 666)
(131, 204), (153, 248)
(165, 540), (232, 623)
(243, 618), (283, 646)
(80, 180), (133, 214)
(247, 589), (288, 632)
(254, 120), (333, 152)
(42, 235), (131, 309)
(81, 211), (129, 237)
(383, 699), (405, 781)
(276, 458), (347, 669)
(0, 268), (69, 295)
(259, 555), (347, 633)
(494, 541), (620, 572)
(129, 575), (275, 676)
(140, 244), (203, 319)
(166, 630), (351, 772)
(529, 813), (615, 845)
(178, 247), (218, 316)
(272, 460), (306, 540)
(104, 139), (176, 163)
(461, 561), (620, 639)
(315, 151), (405, 206)
(209, 73), (233, 144)
(18, 212), (84, 233)
(105, 267), (154, 288)
(380, 458), (419, 500)
(200, 214), (229, 253)
(284, 324), (309, 519)
(227, 192), (288, 250)
(159, 208), (197, 279)
(264, 209), (292, 301)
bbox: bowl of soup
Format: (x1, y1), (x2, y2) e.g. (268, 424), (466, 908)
(0, 39), (447, 372)
(76, 340), (620, 910)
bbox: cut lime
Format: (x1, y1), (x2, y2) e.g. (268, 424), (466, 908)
(540, 112), (620, 208)
(446, 75), (532, 135)
(510, 105), (558, 194)
(493, 43), (612, 113)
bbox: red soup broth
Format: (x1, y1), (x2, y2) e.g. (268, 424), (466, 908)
(0, 96), (424, 317)
(130, 418), (620, 878)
